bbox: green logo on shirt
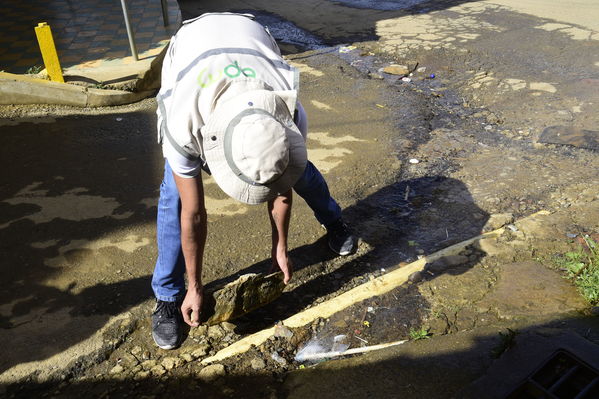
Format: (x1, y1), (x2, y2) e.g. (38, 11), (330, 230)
(198, 61), (257, 88)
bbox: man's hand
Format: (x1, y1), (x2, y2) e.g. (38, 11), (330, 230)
(172, 172), (207, 328)
(181, 286), (203, 327)
(271, 247), (293, 284)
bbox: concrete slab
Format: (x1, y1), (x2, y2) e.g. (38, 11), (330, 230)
(0, 72), (157, 107)
(461, 330), (599, 398)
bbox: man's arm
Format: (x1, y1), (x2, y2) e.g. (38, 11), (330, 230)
(268, 190), (293, 284)
(173, 172), (207, 327)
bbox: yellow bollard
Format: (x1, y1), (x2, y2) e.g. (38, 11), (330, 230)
(34, 22), (64, 83)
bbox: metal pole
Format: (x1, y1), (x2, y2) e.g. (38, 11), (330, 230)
(160, 0), (169, 27)
(120, 0), (138, 61)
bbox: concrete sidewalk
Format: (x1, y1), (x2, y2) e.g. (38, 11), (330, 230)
(0, 0), (181, 106)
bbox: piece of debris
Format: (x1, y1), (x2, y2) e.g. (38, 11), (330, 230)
(408, 271), (424, 283)
(271, 351), (287, 365)
(409, 158), (420, 164)
(382, 64), (410, 76)
(296, 340), (407, 362)
(484, 213), (514, 231)
(201, 272), (286, 325)
(273, 321), (294, 339)
(401, 77), (412, 83)
(339, 45), (357, 53)
(250, 357), (266, 370)
(198, 364), (226, 381)
(506, 224), (519, 232)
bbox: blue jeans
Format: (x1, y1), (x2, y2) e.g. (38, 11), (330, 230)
(151, 160), (342, 301)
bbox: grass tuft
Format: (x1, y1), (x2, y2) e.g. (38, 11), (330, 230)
(25, 65), (43, 75)
(555, 236), (598, 304)
(409, 327), (431, 341)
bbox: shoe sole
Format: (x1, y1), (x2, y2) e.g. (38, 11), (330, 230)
(329, 242), (352, 256)
(152, 332), (180, 350)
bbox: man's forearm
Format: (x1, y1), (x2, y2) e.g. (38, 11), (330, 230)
(180, 210), (207, 290)
(172, 173), (207, 292)
(269, 190), (292, 251)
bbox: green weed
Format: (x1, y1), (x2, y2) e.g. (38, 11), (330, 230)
(555, 236), (599, 304)
(26, 65), (43, 75)
(409, 327), (431, 341)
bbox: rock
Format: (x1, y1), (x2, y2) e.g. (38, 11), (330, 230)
(222, 333), (235, 343)
(118, 354), (139, 368)
(427, 260), (447, 273)
(271, 352), (287, 366)
(273, 322), (294, 339)
(201, 272), (286, 325)
(484, 213), (514, 231)
(220, 321), (236, 332)
(161, 357), (182, 370)
(150, 365), (166, 377)
(251, 357), (266, 370)
(427, 255), (469, 273)
(190, 324), (208, 338)
(207, 325), (225, 341)
(130, 346), (143, 355)
(198, 364), (226, 381)
(179, 353), (193, 363)
(408, 271), (423, 283)
(134, 370), (150, 380)
(141, 360), (157, 371)
(110, 365), (124, 374)
(382, 65), (410, 76)
(191, 344), (211, 359)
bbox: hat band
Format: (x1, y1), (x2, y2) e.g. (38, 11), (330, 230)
(224, 108), (286, 187)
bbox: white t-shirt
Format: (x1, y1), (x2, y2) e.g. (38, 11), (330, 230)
(156, 13), (306, 178)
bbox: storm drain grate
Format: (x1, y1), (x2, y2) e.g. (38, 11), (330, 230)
(507, 350), (599, 398)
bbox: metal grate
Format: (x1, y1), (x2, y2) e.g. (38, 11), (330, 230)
(507, 350), (599, 399)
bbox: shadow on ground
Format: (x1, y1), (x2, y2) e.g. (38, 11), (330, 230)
(4, 313), (598, 398)
(178, 0), (482, 50)
(0, 109), (162, 374)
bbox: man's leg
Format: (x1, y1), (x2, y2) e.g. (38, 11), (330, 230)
(151, 160), (185, 349)
(293, 161), (356, 255)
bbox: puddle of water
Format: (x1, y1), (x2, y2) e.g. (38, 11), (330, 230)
(331, 0), (429, 11)
(298, 284), (429, 363)
(236, 10), (326, 51)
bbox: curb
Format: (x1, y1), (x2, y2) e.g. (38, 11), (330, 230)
(0, 311), (139, 386)
(201, 213), (554, 364)
(0, 72), (156, 107)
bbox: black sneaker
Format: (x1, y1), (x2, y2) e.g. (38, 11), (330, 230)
(152, 300), (182, 350)
(326, 219), (357, 256)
